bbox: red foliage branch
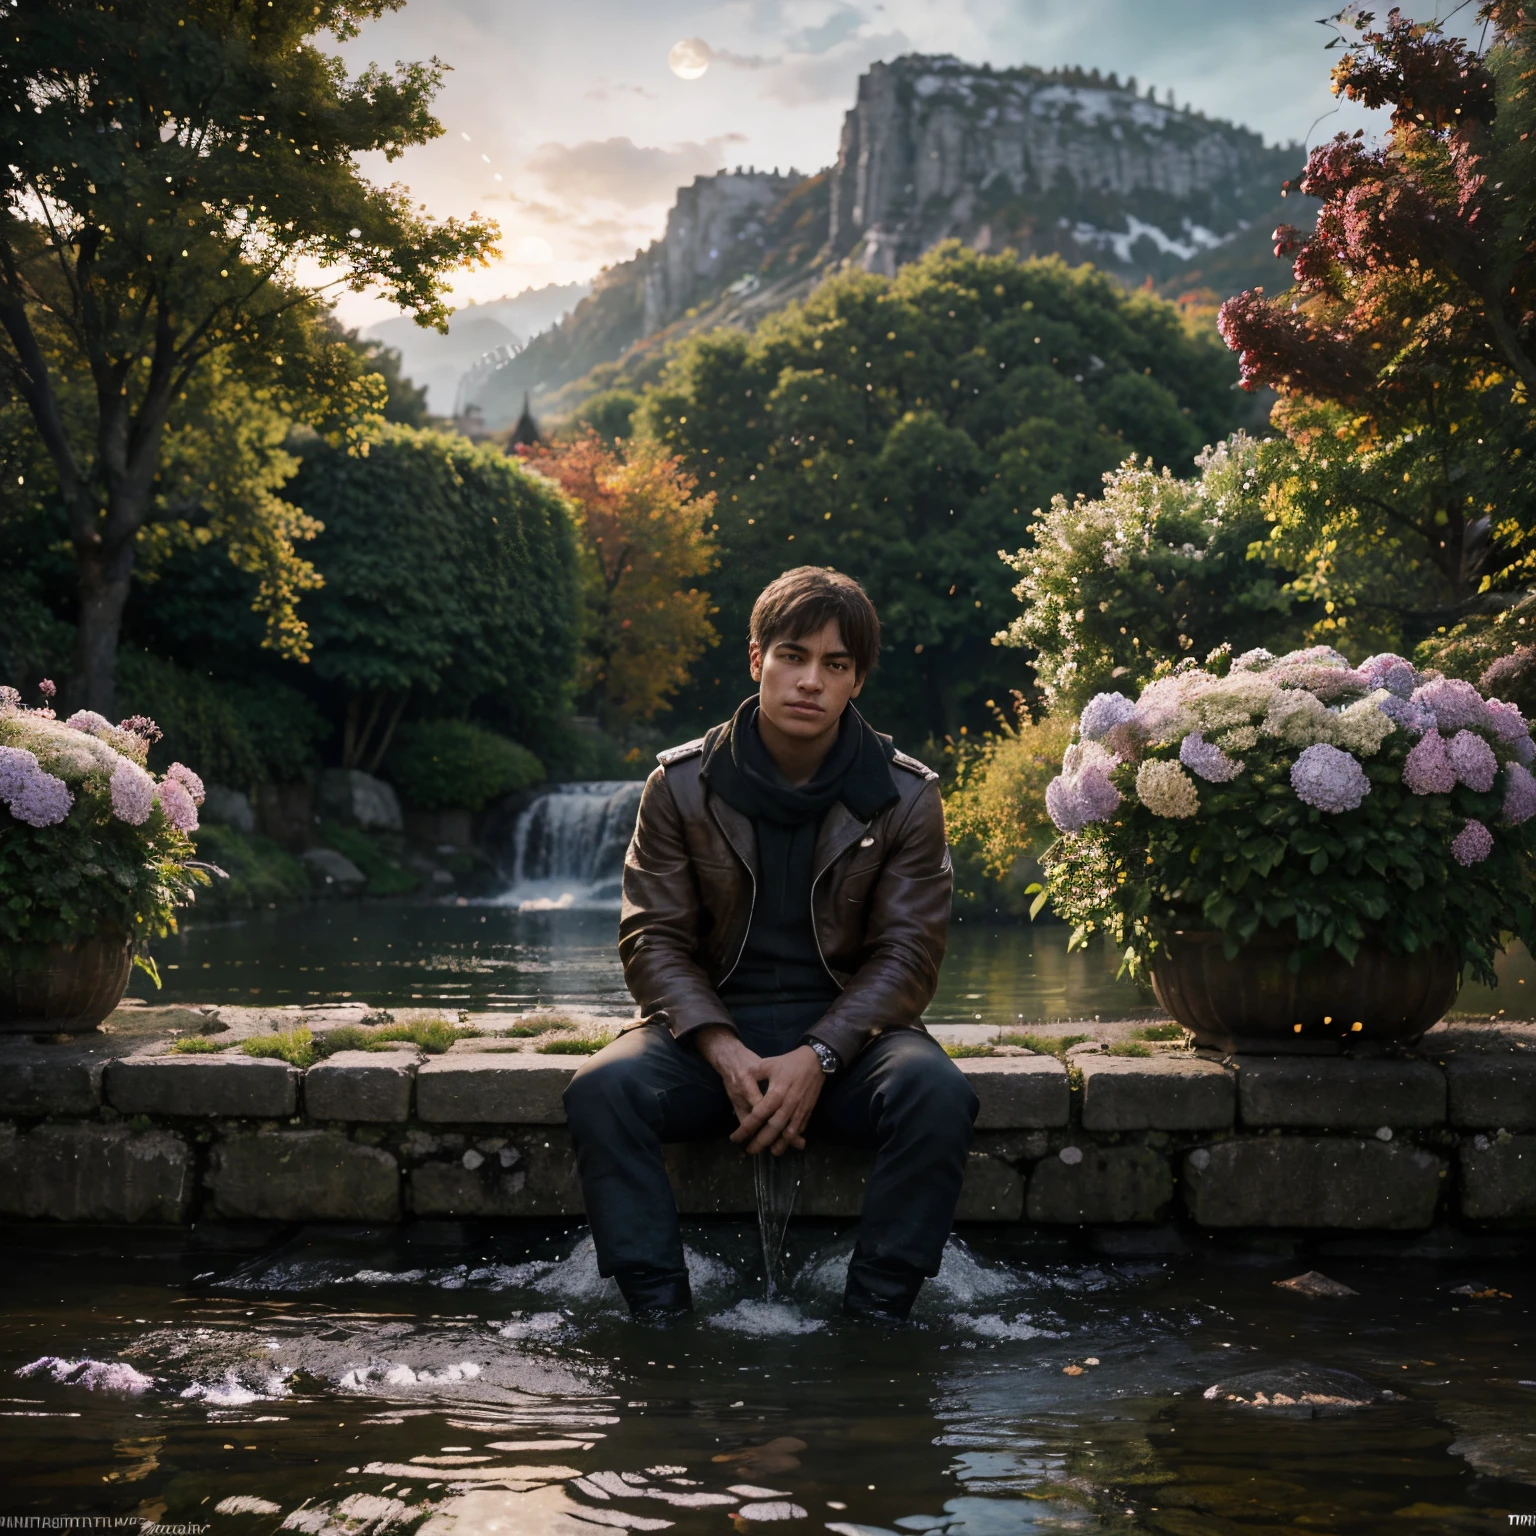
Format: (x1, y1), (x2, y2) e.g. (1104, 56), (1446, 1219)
(1218, 5), (1535, 404)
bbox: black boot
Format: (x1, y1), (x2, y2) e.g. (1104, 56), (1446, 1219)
(615, 1266), (692, 1325)
(843, 1258), (925, 1323)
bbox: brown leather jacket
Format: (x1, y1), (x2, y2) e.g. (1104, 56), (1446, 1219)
(617, 719), (952, 1064)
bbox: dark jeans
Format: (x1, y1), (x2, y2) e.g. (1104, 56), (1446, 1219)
(563, 1001), (979, 1299)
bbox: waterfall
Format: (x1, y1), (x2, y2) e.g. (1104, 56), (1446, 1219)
(498, 781), (645, 911)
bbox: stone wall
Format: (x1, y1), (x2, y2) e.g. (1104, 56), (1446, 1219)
(1, 1015), (1531, 1233)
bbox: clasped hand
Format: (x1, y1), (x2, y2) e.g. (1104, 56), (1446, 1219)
(694, 1025), (824, 1157)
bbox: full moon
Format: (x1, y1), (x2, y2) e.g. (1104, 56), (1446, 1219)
(668, 37), (712, 80)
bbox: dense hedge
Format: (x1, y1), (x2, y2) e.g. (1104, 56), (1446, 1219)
(293, 426), (581, 750)
(384, 719), (544, 811)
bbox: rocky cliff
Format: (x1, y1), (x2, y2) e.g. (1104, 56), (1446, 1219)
(466, 55), (1301, 428)
(829, 57), (1295, 284)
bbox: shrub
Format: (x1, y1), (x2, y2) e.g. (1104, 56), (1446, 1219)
(383, 720), (543, 812)
(1040, 645), (1536, 983)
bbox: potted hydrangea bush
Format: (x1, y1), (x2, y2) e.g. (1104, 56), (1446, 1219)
(1039, 647), (1536, 1053)
(0, 683), (209, 1034)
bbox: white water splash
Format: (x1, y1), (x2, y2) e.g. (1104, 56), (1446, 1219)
(339, 1361), (482, 1390)
(709, 1300), (824, 1336)
(497, 1311), (567, 1340)
(17, 1356), (154, 1394)
(953, 1314), (1054, 1341)
(181, 1371), (289, 1406)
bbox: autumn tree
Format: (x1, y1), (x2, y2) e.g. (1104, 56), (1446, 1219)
(1218, 4), (1536, 650)
(527, 430), (717, 733)
(0, 0), (497, 712)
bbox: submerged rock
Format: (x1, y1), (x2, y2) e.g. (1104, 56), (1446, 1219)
(1203, 1365), (1395, 1414)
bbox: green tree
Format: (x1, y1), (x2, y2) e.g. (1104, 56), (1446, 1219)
(997, 434), (1312, 713)
(642, 244), (1244, 738)
(0, 0), (497, 712)
(293, 426), (580, 770)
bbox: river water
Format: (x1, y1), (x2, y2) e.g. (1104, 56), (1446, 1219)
(128, 901), (1532, 1024)
(3, 1222), (1532, 1528)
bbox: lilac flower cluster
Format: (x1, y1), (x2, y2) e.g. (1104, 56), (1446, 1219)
(1045, 741), (1122, 833)
(0, 686), (19, 716)
(155, 778), (199, 833)
(1178, 731), (1244, 783)
(109, 762), (156, 826)
(0, 745), (73, 827)
(1412, 678), (1486, 732)
(166, 763), (205, 804)
(1451, 819), (1494, 867)
(1505, 764), (1536, 826)
(1445, 730), (1497, 793)
(64, 710), (113, 737)
(1358, 653), (1418, 699)
(1402, 731), (1456, 794)
(1079, 692), (1136, 741)
(1290, 743), (1371, 813)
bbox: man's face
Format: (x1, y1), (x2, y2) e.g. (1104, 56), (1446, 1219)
(749, 619), (864, 740)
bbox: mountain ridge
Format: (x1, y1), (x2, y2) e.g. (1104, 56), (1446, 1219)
(467, 54), (1304, 429)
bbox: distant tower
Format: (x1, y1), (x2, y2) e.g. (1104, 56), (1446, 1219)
(509, 392), (542, 449)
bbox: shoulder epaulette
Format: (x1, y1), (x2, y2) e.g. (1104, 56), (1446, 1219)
(656, 737), (706, 767)
(891, 749), (938, 781)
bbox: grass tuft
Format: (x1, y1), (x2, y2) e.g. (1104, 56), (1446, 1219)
(944, 1043), (996, 1058)
(368, 1019), (480, 1054)
(1132, 1022), (1185, 1042)
(504, 1018), (565, 1038)
(242, 1026), (317, 1068)
(999, 1032), (1092, 1058)
(536, 1035), (615, 1056)
(1107, 1040), (1152, 1057)
(170, 1035), (230, 1055)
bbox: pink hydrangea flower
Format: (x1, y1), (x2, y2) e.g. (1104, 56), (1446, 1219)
(1358, 653), (1418, 698)
(1291, 743), (1370, 812)
(1445, 730), (1498, 793)
(1045, 742), (1121, 833)
(64, 710), (113, 736)
(165, 763), (205, 805)
(109, 762), (155, 826)
(1450, 819), (1494, 867)
(1413, 677), (1487, 732)
(0, 686), (19, 715)
(1504, 763), (1536, 826)
(155, 777), (199, 833)
(1402, 731), (1456, 794)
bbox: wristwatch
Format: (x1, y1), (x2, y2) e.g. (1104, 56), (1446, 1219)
(804, 1038), (841, 1075)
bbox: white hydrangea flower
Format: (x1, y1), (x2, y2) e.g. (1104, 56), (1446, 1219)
(1135, 759), (1201, 818)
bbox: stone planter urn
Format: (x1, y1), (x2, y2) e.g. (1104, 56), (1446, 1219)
(0, 930), (135, 1036)
(1150, 927), (1459, 1056)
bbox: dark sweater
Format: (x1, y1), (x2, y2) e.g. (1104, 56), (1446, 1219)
(702, 698), (899, 1008)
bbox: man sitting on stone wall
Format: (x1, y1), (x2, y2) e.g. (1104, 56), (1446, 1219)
(564, 566), (978, 1323)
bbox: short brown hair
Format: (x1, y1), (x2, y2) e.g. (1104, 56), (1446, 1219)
(750, 567), (880, 676)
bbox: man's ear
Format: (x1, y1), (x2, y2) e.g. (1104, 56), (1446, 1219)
(851, 671), (866, 699)
(748, 639), (762, 682)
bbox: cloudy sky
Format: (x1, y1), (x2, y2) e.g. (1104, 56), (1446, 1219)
(330, 0), (1471, 328)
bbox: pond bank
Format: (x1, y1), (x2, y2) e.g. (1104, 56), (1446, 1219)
(3, 1003), (1532, 1239)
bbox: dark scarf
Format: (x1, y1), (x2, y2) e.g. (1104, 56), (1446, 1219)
(702, 698), (899, 1008)
(703, 696), (899, 827)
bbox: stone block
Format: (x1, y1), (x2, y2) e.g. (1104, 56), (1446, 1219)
(206, 1130), (399, 1220)
(203, 784), (256, 834)
(1026, 1145), (1174, 1224)
(0, 1041), (113, 1117)
(408, 1151), (529, 1218)
(0, 1123), (192, 1222)
(1080, 1055), (1235, 1131)
(416, 1055), (574, 1124)
(957, 1056), (1070, 1129)
(105, 1055), (298, 1118)
(1182, 1138), (1446, 1230)
(304, 1052), (416, 1122)
(1236, 1058), (1446, 1129)
(955, 1151), (1024, 1221)
(1459, 1136), (1536, 1225)
(1445, 1054), (1536, 1131)
(665, 1142), (758, 1215)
